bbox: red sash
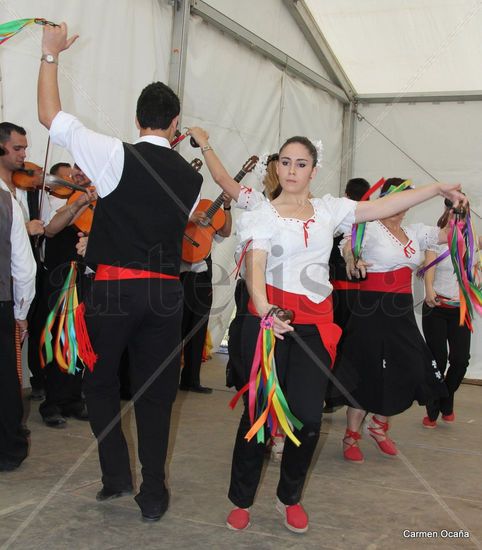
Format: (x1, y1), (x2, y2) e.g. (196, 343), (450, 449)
(359, 267), (412, 294)
(95, 264), (179, 281)
(248, 285), (342, 367)
(332, 279), (360, 291)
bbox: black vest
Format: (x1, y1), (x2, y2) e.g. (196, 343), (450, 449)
(85, 142), (202, 276)
(0, 189), (13, 301)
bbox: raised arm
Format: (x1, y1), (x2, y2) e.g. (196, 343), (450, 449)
(38, 23), (78, 129)
(354, 183), (466, 224)
(188, 127), (242, 201)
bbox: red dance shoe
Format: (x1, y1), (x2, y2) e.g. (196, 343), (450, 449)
(276, 499), (308, 534)
(366, 415), (398, 457)
(422, 416), (437, 429)
(343, 429), (364, 464)
(226, 508), (250, 530)
(442, 412), (455, 423)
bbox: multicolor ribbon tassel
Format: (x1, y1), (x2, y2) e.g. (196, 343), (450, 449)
(446, 210), (482, 329)
(40, 262), (97, 374)
(351, 177), (385, 261)
(0, 18), (53, 45)
(229, 314), (303, 446)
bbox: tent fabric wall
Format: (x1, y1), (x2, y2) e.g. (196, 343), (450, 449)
(201, 0), (331, 79)
(0, 0), (172, 166)
(182, 15), (346, 349)
(353, 101), (482, 379)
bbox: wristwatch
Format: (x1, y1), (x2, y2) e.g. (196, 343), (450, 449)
(41, 54), (58, 64)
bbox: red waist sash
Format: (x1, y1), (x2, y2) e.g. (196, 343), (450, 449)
(95, 264), (179, 281)
(332, 279), (360, 291)
(359, 267), (412, 294)
(247, 285), (342, 367)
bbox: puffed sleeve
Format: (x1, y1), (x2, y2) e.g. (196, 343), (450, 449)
(318, 194), (357, 235)
(236, 186), (266, 211)
(410, 223), (440, 251)
(236, 201), (276, 252)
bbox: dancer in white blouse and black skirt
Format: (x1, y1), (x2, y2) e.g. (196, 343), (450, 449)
(335, 179), (453, 465)
(187, 131), (465, 533)
(421, 202), (478, 428)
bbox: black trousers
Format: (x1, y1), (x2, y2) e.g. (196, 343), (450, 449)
(38, 265), (86, 418)
(422, 303), (471, 420)
(228, 315), (330, 508)
(226, 279), (250, 389)
(179, 269), (213, 387)
(82, 278), (183, 508)
(27, 266), (46, 391)
(0, 301), (28, 465)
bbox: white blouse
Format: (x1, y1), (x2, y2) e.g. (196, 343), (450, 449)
(352, 220), (440, 272)
(237, 195), (357, 303)
(236, 186), (265, 210)
(428, 243), (459, 300)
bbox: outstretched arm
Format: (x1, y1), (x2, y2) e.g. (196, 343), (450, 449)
(38, 22), (78, 128)
(355, 183), (466, 224)
(188, 127), (242, 201)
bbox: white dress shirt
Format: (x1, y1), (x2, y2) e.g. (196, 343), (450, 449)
(49, 111), (199, 213)
(0, 179), (30, 222)
(10, 198), (36, 319)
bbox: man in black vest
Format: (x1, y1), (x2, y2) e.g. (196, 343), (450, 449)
(38, 23), (202, 522)
(0, 189), (36, 471)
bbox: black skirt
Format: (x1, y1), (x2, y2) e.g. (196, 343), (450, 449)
(330, 290), (447, 416)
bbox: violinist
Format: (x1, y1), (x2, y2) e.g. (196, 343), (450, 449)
(38, 162), (95, 428)
(0, 122), (44, 236)
(0, 122), (47, 399)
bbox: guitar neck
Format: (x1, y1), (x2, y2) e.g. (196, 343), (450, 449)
(204, 167), (248, 218)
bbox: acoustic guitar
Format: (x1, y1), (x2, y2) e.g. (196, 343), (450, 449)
(182, 155), (258, 263)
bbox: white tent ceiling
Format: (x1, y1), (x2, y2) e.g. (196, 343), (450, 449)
(305, 0), (482, 95)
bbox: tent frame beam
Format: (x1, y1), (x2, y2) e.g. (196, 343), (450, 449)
(357, 91), (482, 104)
(189, 0), (349, 104)
(168, 0), (191, 115)
(282, 0), (356, 102)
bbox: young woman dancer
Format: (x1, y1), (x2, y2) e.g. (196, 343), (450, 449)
(336, 179), (456, 464)
(187, 131), (465, 533)
(421, 202), (480, 427)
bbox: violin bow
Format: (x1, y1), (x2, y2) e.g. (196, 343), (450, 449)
(35, 136), (51, 248)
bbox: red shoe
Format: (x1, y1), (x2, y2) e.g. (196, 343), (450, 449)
(366, 416), (398, 457)
(343, 429), (364, 464)
(276, 499), (308, 533)
(442, 412), (455, 423)
(422, 416), (437, 429)
(226, 508), (250, 530)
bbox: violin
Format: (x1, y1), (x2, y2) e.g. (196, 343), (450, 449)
(67, 186), (96, 234)
(13, 161), (88, 199)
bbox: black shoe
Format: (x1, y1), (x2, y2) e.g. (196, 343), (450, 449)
(96, 486), (133, 502)
(19, 424), (31, 437)
(179, 384), (213, 394)
(30, 388), (45, 401)
(62, 403), (89, 421)
(42, 413), (67, 428)
(0, 459), (21, 472)
(135, 494), (168, 522)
